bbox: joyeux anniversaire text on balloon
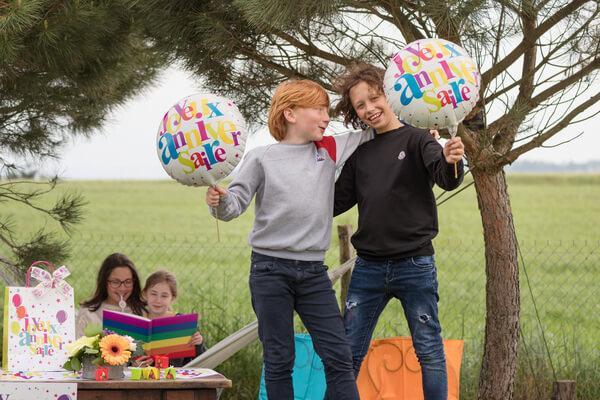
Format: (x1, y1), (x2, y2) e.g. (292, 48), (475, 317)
(157, 94), (248, 187)
(384, 38), (481, 129)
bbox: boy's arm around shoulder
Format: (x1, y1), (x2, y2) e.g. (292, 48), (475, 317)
(320, 128), (373, 167)
(333, 151), (358, 217)
(420, 133), (465, 191)
(208, 147), (265, 221)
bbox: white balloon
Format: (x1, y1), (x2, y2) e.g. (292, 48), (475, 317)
(384, 38), (480, 135)
(156, 93), (248, 186)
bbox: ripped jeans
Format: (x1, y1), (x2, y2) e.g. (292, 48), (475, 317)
(344, 255), (448, 400)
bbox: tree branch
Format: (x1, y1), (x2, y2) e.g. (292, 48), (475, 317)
(484, 13), (596, 105)
(492, 1), (538, 154)
(489, 57), (600, 133)
(529, 58), (599, 108)
(384, 0), (426, 42)
(480, 0), (589, 92)
(517, 2), (537, 101)
(343, 0), (426, 43)
(500, 91), (600, 165)
(540, 131), (584, 148)
(271, 28), (355, 66)
(0, 254), (23, 286)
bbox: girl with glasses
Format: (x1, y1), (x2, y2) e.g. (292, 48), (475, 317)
(75, 253), (146, 336)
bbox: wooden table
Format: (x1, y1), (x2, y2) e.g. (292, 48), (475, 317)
(72, 373), (231, 400)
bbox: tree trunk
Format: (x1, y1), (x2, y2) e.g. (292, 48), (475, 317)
(472, 168), (520, 400)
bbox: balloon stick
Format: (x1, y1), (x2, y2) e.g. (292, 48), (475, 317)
(448, 125), (459, 179)
(215, 208), (221, 243)
(211, 184), (221, 243)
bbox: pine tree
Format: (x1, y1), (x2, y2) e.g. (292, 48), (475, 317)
(0, 0), (161, 282)
(129, 1), (599, 398)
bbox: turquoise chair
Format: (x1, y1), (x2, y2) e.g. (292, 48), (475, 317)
(258, 333), (326, 399)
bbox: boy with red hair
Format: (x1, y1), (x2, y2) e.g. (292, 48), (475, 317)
(206, 79), (368, 399)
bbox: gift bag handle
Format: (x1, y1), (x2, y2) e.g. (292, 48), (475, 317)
(26, 261), (56, 288)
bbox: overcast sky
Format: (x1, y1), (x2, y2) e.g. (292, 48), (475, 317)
(40, 66), (599, 180)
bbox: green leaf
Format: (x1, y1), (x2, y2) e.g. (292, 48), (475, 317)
(62, 359), (74, 371)
(71, 357), (81, 371)
(73, 348), (85, 359)
(84, 348), (99, 354)
(84, 323), (102, 337)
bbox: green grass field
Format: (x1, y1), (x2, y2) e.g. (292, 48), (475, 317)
(1, 174), (599, 399)
(6, 174), (599, 242)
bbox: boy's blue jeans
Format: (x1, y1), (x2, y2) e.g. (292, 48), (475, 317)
(250, 251), (359, 400)
(344, 255), (448, 400)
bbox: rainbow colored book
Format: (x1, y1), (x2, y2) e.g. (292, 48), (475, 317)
(102, 310), (198, 358)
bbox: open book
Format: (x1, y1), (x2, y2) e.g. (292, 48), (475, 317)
(103, 310), (198, 358)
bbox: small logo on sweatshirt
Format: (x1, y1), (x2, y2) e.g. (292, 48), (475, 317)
(398, 151), (406, 160)
(316, 149), (326, 162)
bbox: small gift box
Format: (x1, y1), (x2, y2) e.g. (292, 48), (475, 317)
(130, 367), (143, 380)
(95, 367), (109, 381)
(153, 355), (169, 369)
(164, 366), (176, 380)
(143, 367), (160, 380)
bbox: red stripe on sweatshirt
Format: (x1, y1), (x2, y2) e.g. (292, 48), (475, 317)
(314, 136), (336, 162)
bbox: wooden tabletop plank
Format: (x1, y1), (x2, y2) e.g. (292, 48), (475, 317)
(78, 378), (231, 389)
(38, 375), (232, 389)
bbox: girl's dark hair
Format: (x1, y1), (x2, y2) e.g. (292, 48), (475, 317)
(333, 64), (386, 129)
(81, 253), (146, 316)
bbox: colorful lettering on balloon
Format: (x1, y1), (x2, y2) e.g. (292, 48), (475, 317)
(391, 39), (480, 112)
(158, 97), (243, 173)
(158, 98), (225, 135)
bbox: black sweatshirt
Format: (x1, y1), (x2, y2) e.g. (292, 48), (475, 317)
(334, 125), (464, 260)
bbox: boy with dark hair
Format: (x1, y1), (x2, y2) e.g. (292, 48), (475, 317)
(333, 64), (465, 400)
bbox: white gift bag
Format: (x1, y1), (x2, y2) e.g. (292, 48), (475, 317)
(2, 261), (75, 371)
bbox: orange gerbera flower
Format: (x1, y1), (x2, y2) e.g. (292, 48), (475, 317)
(99, 334), (132, 366)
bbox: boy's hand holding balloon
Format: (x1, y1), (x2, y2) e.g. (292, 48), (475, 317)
(443, 137), (464, 164)
(206, 186), (227, 207)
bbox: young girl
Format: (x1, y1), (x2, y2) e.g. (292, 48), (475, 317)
(132, 270), (206, 367)
(206, 80), (368, 400)
(76, 253), (146, 336)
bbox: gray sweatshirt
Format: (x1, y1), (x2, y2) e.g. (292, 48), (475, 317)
(210, 131), (372, 261)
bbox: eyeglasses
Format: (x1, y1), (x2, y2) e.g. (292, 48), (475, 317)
(108, 279), (134, 289)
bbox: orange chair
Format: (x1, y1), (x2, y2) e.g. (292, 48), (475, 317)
(357, 336), (464, 400)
